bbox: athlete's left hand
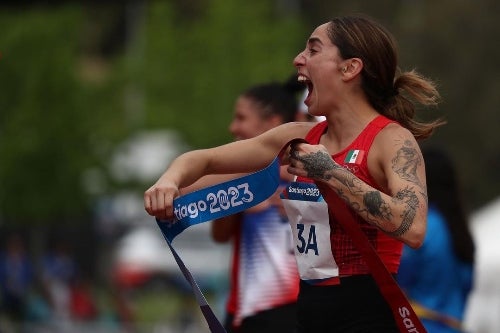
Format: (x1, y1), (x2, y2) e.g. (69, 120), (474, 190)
(287, 142), (337, 181)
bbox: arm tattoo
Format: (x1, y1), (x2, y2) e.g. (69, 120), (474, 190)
(364, 191), (392, 220)
(295, 150), (395, 224)
(295, 147), (421, 238)
(335, 188), (392, 228)
(388, 186), (419, 237)
(391, 140), (423, 187)
(336, 184), (420, 238)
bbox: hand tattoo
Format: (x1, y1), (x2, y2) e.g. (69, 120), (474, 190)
(292, 150), (338, 180)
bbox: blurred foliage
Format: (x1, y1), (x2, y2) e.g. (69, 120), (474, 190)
(0, 5), (94, 225)
(140, 0), (306, 148)
(0, 0), (499, 229)
(0, 0), (305, 226)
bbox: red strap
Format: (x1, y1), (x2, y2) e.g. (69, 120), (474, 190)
(316, 182), (427, 333)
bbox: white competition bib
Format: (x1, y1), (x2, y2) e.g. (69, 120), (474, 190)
(281, 182), (339, 285)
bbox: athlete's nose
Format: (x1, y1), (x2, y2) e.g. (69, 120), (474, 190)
(293, 50), (306, 68)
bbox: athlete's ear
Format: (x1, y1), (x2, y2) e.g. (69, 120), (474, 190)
(341, 57), (363, 79)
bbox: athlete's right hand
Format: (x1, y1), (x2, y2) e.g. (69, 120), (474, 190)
(144, 179), (180, 221)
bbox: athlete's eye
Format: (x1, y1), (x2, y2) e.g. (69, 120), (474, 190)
(308, 48), (318, 55)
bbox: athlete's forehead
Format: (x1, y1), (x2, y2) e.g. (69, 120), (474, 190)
(307, 23), (331, 46)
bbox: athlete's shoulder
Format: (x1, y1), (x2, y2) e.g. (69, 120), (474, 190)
(259, 121), (316, 147)
(370, 122), (421, 179)
(280, 121), (317, 131)
(275, 121), (317, 138)
(376, 121), (415, 144)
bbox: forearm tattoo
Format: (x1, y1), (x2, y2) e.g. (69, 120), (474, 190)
(350, 186), (420, 237)
(364, 191), (392, 220)
(293, 143), (424, 238)
(388, 186), (419, 237)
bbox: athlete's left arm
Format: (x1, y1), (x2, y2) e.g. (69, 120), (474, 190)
(287, 125), (427, 248)
(368, 125), (428, 248)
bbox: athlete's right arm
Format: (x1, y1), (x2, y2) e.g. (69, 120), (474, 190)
(143, 122), (312, 221)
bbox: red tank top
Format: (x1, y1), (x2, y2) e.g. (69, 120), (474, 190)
(298, 115), (403, 275)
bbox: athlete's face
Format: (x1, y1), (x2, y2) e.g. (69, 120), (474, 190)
(293, 22), (345, 116)
(229, 96), (276, 140)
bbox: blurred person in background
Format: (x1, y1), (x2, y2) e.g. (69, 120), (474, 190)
(0, 233), (33, 328)
(69, 274), (98, 322)
(211, 78), (303, 333)
(41, 238), (77, 329)
(398, 146), (475, 333)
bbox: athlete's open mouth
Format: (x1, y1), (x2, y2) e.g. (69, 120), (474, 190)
(298, 75), (313, 105)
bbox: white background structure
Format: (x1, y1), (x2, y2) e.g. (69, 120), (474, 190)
(464, 197), (500, 333)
